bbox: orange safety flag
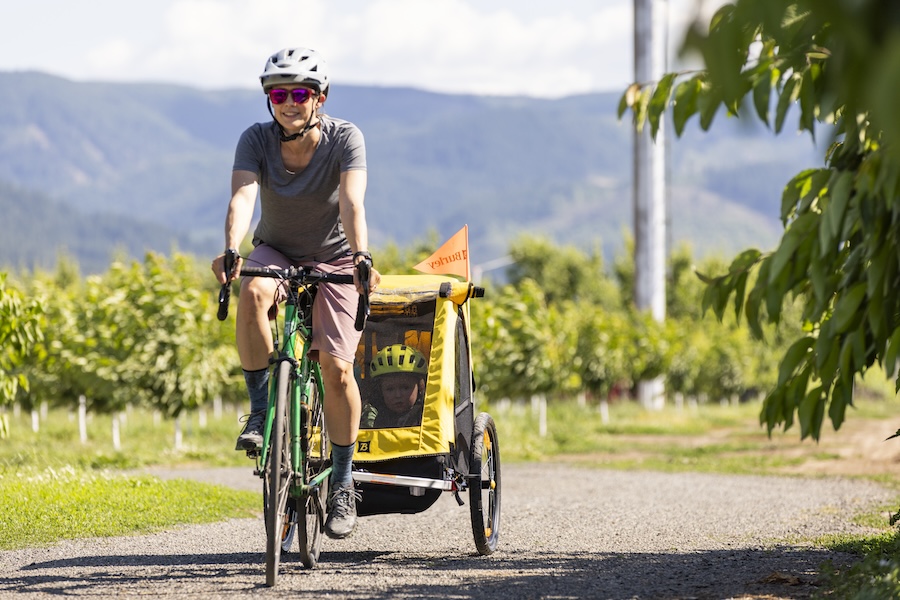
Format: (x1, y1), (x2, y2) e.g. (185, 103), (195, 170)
(413, 225), (470, 279)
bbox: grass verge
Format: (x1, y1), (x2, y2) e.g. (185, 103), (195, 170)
(0, 405), (250, 470)
(0, 466), (258, 551)
(815, 530), (900, 599)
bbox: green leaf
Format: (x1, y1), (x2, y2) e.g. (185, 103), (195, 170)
(751, 68), (773, 125)
(733, 271), (748, 321)
(649, 73), (677, 138)
(831, 282), (867, 334)
(618, 83), (641, 119)
(633, 86), (653, 133)
(781, 169), (825, 224)
(884, 327), (900, 378)
(777, 336), (815, 388)
(774, 74), (800, 134)
(672, 77), (701, 136)
(744, 259), (770, 339)
(838, 333), (855, 379)
(816, 337), (839, 388)
(798, 65), (818, 136)
(850, 324), (868, 372)
(702, 277), (733, 322)
(867, 274), (885, 341)
(766, 271), (787, 325)
(697, 83), (722, 131)
(761, 388), (786, 435)
(728, 248), (763, 274)
(768, 213), (815, 286)
(828, 383), (848, 431)
(807, 254), (831, 314)
(821, 170), (854, 252)
(798, 385), (824, 440)
(834, 373), (854, 414)
(694, 269), (718, 285)
(800, 170), (831, 216)
(744, 283), (763, 339)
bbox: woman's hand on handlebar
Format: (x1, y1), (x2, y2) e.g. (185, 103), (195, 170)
(354, 263), (380, 295)
(211, 249), (242, 285)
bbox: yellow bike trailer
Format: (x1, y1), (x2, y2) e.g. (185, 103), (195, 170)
(351, 274), (501, 555)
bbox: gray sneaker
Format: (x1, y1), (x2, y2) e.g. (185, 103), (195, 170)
(235, 410), (266, 451)
(325, 484), (361, 539)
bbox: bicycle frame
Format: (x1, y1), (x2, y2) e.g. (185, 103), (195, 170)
(256, 281), (332, 495)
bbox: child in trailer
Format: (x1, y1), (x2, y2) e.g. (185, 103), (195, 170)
(361, 344), (428, 429)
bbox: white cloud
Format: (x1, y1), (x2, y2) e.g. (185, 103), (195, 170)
(315, 0), (635, 97)
(0, 0), (726, 97)
(84, 39), (138, 74)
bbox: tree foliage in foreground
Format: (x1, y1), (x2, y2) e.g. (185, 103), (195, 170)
(620, 0), (900, 439)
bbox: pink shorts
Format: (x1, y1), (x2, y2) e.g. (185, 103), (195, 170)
(240, 244), (362, 364)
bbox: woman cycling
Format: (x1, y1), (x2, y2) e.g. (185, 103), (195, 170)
(211, 47), (380, 540)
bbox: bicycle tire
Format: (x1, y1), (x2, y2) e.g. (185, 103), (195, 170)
(298, 379), (329, 568)
(264, 361), (293, 587)
(469, 412), (501, 555)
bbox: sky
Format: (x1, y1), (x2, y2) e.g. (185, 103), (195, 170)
(1, 0), (723, 98)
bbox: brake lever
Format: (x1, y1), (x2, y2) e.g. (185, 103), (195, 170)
(354, 259), (371, 331)
(217, 249), (238, 321)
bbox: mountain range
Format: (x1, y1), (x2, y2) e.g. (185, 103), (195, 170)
(0, 71), (825, 274)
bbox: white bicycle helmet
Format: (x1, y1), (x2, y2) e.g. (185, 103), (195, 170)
(259, 47), (330, 95)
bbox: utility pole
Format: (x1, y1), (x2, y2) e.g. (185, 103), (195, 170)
(633, 0), (668, 409)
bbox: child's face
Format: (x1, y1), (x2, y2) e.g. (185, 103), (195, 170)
(379, 374), (422, 414)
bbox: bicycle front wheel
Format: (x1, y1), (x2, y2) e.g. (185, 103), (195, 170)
(299, 379), (329, 568)
(264, 361), (293, 587)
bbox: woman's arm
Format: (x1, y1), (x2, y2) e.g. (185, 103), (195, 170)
(339, 169), (381, 290)
(212, 169), (258, 283)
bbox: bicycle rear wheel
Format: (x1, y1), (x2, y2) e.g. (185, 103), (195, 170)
(469, 412), (501, 555)
(299, 379), (329, 568)
(264, 361), (293, 587)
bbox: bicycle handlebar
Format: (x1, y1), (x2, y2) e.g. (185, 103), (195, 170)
(216, 259), (371, 331)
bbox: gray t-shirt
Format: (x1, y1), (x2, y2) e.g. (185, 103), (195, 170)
(233, 115), (367, 262)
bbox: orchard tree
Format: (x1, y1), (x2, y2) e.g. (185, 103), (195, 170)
(576, 308), (634, 402)
(472, 279), (579, 402)
(0, 273), (43, 436)
(507, 235), (621, 308)
(621, 0), (900, 439)
(120, 253), (239, 420)
(25, 253), (240, 447)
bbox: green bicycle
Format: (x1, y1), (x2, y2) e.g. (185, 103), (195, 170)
(217, 250), (370, 587)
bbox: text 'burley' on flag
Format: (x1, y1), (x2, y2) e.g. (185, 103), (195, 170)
(413, 225), (470, 280)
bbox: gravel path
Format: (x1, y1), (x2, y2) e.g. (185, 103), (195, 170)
(1, 464), (892, 599)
